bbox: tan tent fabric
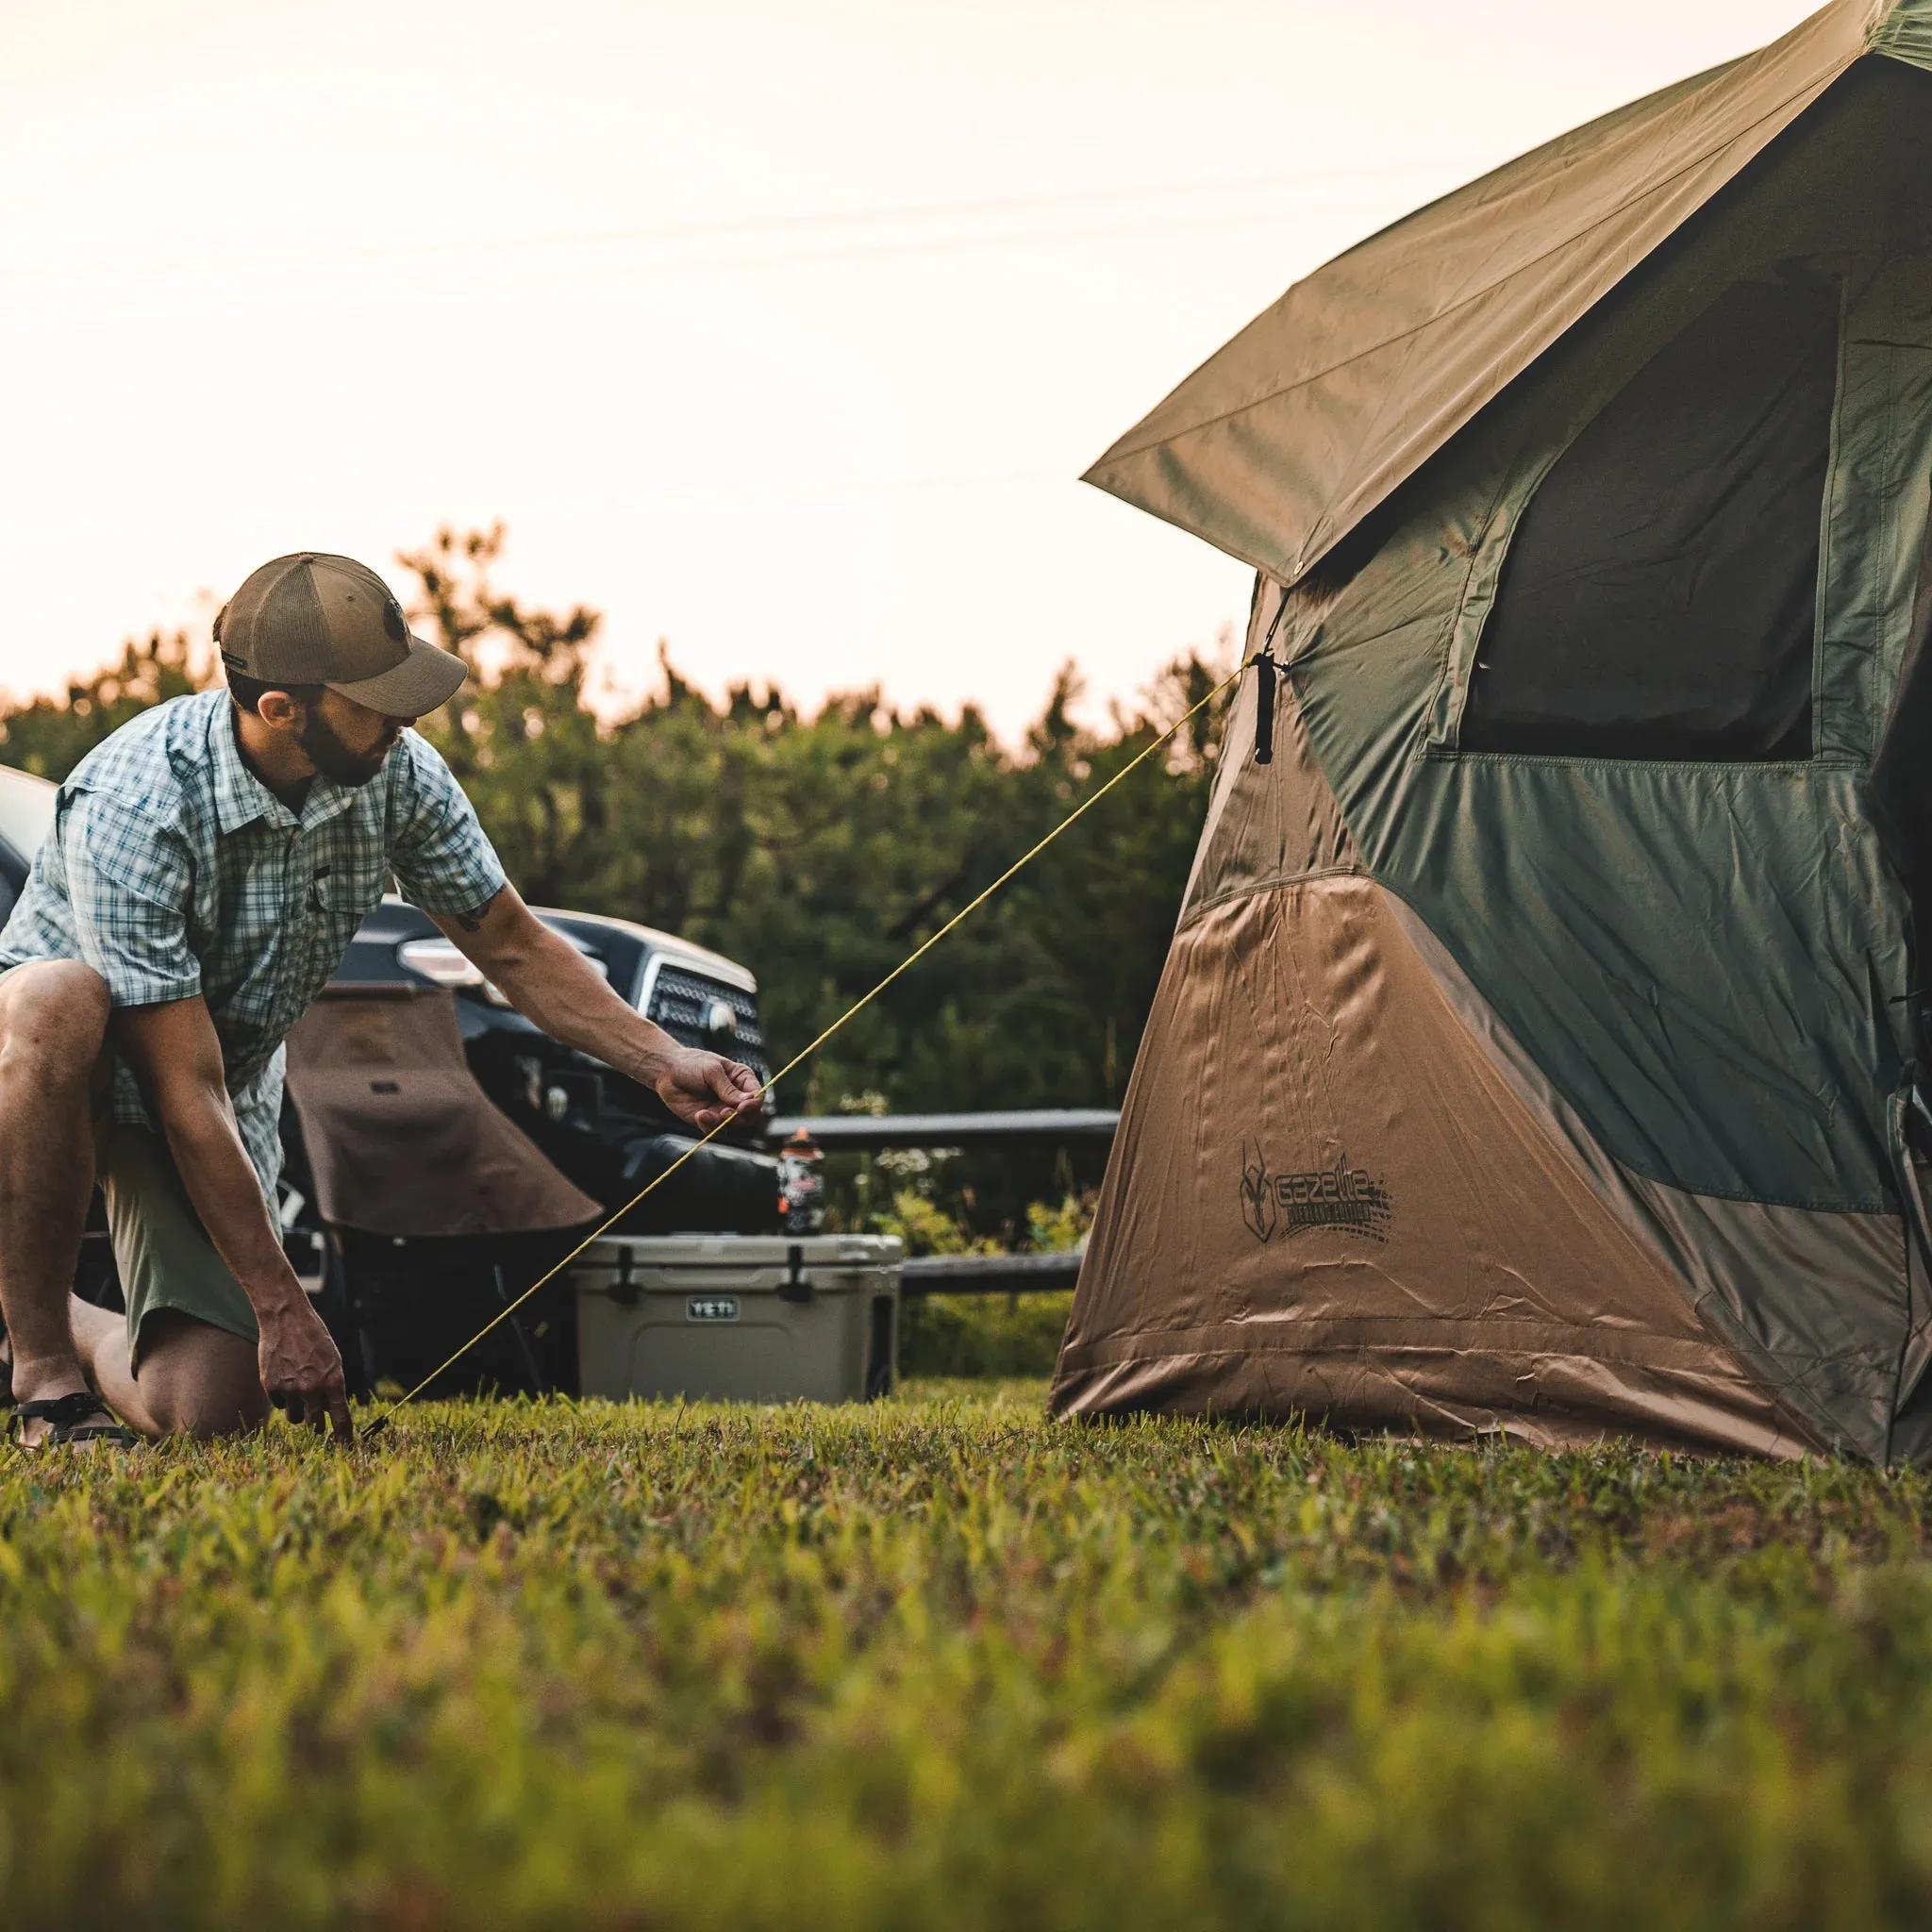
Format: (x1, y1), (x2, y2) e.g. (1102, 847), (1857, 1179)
(1381, 897), (1911, 1463)
(284, 988), (599, 1238)
(1083, 0), (1932, 586)
(1182, 608), (1360, 922)
(1051, 877), (1817, 1457)
(1086, 661), (1911, 1457)
(1170, 641), (1909, 1457)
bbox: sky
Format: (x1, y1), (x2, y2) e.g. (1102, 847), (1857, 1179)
(0, 0), (1821, 738)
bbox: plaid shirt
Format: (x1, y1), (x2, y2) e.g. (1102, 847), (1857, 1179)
(0, 690), (506, 1193)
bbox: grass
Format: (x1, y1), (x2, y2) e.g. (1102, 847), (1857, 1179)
(7, 1383), (1932, 1928)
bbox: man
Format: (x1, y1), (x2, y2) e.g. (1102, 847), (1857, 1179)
(0, 553), (760, 1447)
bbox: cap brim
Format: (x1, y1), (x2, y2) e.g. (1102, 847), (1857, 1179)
(325, 635), (469, 718)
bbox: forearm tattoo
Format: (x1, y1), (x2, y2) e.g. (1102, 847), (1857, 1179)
(452, 887), (503, 933)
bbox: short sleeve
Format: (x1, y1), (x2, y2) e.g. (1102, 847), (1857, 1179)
(388, 732), (508, 918)
(60, 792), (202, 1008)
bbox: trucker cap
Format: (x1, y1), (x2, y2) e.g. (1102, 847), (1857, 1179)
(214, 553), (468, 718)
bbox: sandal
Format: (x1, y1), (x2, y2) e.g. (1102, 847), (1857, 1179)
(9, 1391), (137, 1449)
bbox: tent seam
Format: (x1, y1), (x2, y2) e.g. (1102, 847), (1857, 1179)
(1177, 865), (1364, 933)
(1055, 1336), (1877, 1375)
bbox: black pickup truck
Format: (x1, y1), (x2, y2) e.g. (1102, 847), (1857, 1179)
(0, 763), (784, 1395)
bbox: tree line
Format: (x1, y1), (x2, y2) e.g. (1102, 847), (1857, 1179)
(0, 527), (1233, 1236)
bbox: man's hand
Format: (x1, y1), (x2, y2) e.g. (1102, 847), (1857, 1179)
(257, 1291), (355, 1441)
(655, 1047), (764, 1133)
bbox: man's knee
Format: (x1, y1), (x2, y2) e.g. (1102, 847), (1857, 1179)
(0, 961), (110, 1091)
(137, 1312), (268, 1440)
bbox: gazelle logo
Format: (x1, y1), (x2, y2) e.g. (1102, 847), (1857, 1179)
(1241, 1147), (1392, 1244)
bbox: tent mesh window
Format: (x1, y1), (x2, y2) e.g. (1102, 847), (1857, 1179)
(1461, 275), (1841, 761)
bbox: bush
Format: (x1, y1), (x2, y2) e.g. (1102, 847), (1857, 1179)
(880, 1188), (1085, 1378)
(899, 1289), (1073, 1377)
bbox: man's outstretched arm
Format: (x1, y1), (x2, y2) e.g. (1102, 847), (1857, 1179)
(114, 997), (353, 1440)
(429, 885), (763, 1132)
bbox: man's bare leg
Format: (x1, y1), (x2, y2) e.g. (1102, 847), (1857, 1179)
(0, 962), (111, 1442)
(70, 1300), (268, 1441)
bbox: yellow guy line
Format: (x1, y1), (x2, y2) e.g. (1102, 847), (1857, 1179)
(361, 656), (1252, 1437)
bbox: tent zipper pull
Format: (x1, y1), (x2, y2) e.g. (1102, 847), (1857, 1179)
(1254, 655), (1277, 766)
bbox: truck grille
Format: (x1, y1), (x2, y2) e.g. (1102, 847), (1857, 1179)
(647, 965), (769, 1082)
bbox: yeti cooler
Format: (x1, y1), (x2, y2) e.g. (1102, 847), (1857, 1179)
(573, 1234), (903, 1403)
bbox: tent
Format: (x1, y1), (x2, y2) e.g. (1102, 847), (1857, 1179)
(1051, 0), (1932, 1460)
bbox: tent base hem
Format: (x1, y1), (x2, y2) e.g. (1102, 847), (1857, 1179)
(1051, 1334), (1819, 1458)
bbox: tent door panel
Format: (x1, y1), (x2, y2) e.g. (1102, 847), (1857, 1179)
(1867, 478), (1932, 910)
(1816, 252), (1932, 764)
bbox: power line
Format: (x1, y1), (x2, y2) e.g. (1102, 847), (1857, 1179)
(7, 155), (1494, 289)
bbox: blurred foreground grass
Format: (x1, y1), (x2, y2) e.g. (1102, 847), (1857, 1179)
(7, 1383), (1932, 1928)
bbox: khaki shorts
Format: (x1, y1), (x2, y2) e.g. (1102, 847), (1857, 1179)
(94, 1118), (259, 1372)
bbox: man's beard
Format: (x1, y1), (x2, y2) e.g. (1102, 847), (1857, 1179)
(299, 709), (399, 787)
